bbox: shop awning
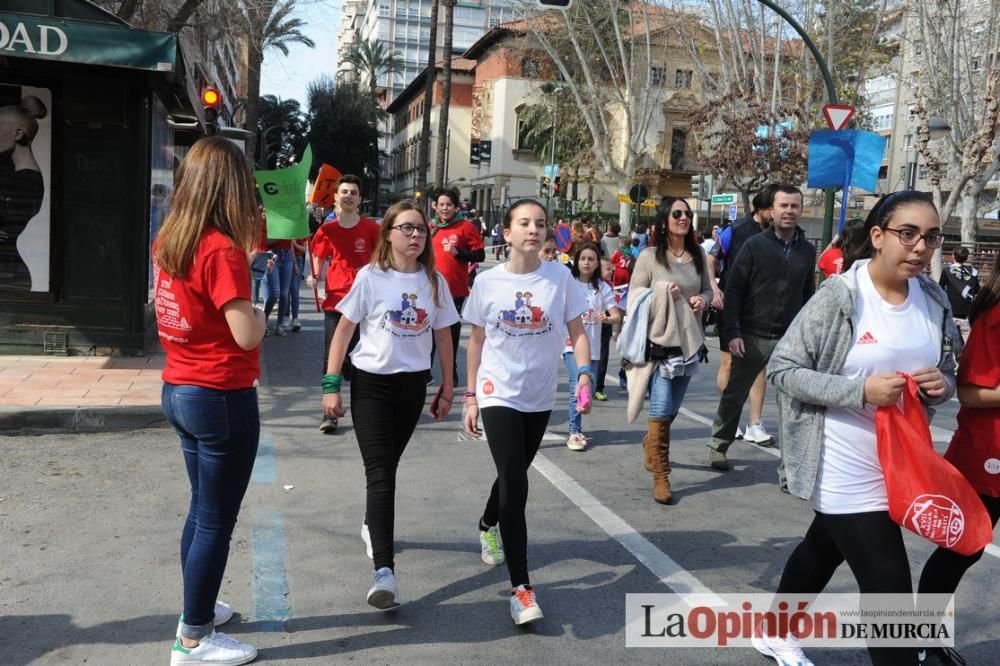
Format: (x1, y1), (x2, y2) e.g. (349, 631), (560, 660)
(0, 13), (177, 72)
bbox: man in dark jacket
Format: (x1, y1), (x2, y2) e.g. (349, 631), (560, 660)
(707, 184), (779, 445)
(939, 246), (979, 342)
(707, 184), (816, 471)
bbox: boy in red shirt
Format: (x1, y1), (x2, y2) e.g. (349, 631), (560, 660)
(307, 175), (380, 432)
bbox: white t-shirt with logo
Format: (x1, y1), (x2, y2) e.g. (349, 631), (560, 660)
(813, 261), (939, 514)
(562, 280), (617, 361)
(337, 264), (459, 374)
(463, 260), (589, 412)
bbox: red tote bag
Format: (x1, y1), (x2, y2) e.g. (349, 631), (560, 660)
(875, 374), (993, 556)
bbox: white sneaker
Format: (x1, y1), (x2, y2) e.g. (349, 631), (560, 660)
(751, 628), (813, 666)
(170, 630), (257, 665)
(510, 584), (544, 625)
(744, 422), (776, 447)
(566, 433), (587, 451)
(290, 318), (302, 332)
(479, 525), (505, 565)
(176, 600), (235, 637)
(367, 566), (401, 610)
(735, 426), (744, 439)
(361, 522), (373, 559)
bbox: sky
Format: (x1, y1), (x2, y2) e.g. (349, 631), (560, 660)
(260, 0), (342, 106)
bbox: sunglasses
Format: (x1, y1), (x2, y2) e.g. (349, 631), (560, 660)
(670, 209), (693, 220)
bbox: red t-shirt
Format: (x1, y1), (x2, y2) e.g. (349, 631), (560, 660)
(431, 217), (485, 298)
(310, 217), (380, 311)
(944, 304), (1000, 497)
(610, 249), (632, 286)
(155, 228), (260, 390)
(817, 246), (844, 278)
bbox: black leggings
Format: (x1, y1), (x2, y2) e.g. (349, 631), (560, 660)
(777, 510), (913, 666)
(918, 494), (1000, 595)
(350, 368), (428, 571)
(596, 323), (612, 393)
(480, 406), (551, 587)
(432, 296), (464, 385)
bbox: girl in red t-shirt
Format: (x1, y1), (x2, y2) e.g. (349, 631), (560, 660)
(153, 138), (265, 666)
(917, 252), (1000, 665)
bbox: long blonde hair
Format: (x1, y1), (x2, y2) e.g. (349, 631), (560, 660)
(155, 137), (259, 277)
(371, 200), (442, 307)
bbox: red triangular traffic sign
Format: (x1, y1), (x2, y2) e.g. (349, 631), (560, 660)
(823, 104), (856, 130)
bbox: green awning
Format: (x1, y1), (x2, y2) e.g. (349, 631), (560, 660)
(0, 14), (177, 72)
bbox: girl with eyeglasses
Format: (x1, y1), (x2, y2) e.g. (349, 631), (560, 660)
(627, 197), (713, 504)
(758, 191), (959, 666)
(916, 250), (1000, 666)
(322, 200), (459, 610)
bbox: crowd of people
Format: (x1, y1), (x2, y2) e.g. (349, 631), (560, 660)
(152, 138), (998, 666)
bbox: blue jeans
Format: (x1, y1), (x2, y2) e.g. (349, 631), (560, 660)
(648, 371), (692, 419)
(264, 248), (294, 327)
(162, 383), (260, 639)
(285, 254), (305, 320)
(563, 352), (589, 435)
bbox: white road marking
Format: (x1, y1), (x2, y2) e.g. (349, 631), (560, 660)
(531, 452), (724, 605)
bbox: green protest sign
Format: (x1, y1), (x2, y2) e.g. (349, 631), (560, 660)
(255, 145), (313, 239)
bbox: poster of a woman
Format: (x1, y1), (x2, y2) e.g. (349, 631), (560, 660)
(0, 85), (51, 294)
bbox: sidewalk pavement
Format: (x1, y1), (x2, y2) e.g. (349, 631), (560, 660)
(0, 354), (167, 432)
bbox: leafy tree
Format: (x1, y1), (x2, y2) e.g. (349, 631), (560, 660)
(341, 39), (405, 100)
(517, 84), (596, 198)
(242, 0), (315, 167)
(306, 76), (380, 187)
(257, 95), (309, 169)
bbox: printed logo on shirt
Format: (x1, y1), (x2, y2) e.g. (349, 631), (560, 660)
(153, 265), (192, 343)
(985, 458), (1000, 475)
(495, 291), (552, 337)
(354, 238), (366, 253)
(381, 293), (431, 338)
(483, 380), (495, 396)
(856, 331), (878, 345)
(582, 307), (601, 326)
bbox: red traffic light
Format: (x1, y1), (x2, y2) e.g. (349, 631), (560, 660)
(201, 87), (221, 108)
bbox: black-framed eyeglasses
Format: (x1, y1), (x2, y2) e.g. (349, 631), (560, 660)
(670, 209), (693, 220)
(391, 224), (429, 237)
(883, 227), (944, 248)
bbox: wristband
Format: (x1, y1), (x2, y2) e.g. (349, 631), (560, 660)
(321, 373), (342, 394)
(464, 391), (477, 398)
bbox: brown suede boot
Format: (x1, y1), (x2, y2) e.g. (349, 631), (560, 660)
(643, 417), (668, 472)
(650, 417), (673, 504)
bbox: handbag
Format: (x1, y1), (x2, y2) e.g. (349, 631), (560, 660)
(875, 374), (993, 555)
(251, 252), (274, 278)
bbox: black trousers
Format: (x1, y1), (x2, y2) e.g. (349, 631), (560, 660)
(596, 323), (612, 393)
(480, 406), (551, 587)
(777, 510), (914, 666)
(431, 296), (464, 385)
(350, 368), (428, 571)
(918, 494), (1000, 595)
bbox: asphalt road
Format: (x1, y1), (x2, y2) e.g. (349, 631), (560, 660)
(1, 274), (997, 665)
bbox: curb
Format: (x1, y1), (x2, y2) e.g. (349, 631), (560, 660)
(0, 405), (168, 433)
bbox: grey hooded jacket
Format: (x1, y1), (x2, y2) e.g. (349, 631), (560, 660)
(766, 259), (959, 501)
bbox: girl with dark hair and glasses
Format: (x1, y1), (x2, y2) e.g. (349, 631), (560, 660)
(757, 191), (959, 665)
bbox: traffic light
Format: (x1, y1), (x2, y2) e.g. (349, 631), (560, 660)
(542, 175), (551, 196)
(690, 174), (704, 200)
(552, 176), (561, 197)
(201, 87), (222, 136)
(538, 177), (545, 197)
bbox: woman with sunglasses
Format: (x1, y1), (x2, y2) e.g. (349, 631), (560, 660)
(323, 201), (459, 610)
(628, 197), (713, 504)
(758, 191), (959, 666)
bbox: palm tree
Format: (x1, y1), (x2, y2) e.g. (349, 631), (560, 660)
(417, 0), (441, 196)
(242, 0), (315, 167)
(433, 0), (457, 188)
(258, 95), (309, 169)
(341, 39), (404, 100)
